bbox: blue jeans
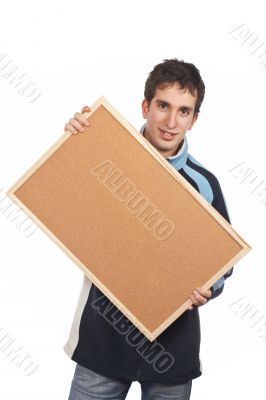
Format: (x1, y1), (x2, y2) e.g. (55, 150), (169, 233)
(68, 363), (192, 400)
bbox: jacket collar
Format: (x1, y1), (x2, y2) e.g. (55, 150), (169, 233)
(140, 124), (188, 170)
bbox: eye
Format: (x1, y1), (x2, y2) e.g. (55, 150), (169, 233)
(158, 102), (168, 110)
(180, 109), (189, 115)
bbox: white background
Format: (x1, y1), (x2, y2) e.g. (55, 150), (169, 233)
(0, 0), (265, 398)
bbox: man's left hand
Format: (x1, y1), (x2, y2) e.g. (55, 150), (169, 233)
(187, 287), (212, 310)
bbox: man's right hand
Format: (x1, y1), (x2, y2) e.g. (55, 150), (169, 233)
(64, 106), (91, 135)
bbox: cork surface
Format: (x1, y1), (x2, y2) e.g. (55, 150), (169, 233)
(7, 97), (251, 340)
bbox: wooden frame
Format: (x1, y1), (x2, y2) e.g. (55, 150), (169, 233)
(7, 96), (251, 341)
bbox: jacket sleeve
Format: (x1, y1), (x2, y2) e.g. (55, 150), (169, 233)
(207, 178), (234, 301)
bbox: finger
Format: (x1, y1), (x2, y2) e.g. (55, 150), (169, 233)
(81, 105), (91, 114)
(68, 117), (86, 132)
(193, 290), (208, 305)
(189, 294), (198, 305)
(64, 123), (79, 135)
(190, 292), (202, 307)
(74, 112), (90, 127)
(197, 287), (212, 299)
(200, 288), (212, 298)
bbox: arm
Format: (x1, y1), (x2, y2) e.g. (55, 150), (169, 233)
(208, 179), (234, 301)
(187, 179), (233, 310)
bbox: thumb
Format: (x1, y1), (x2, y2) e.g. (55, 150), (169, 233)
(81, 105), (91, 114)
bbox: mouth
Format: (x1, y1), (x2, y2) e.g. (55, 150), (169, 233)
(159, 128), (177, 139)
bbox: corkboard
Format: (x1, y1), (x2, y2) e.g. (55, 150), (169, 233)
(7, 96), (251, 341)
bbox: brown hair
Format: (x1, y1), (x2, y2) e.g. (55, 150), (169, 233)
(144, 58), (205, 114)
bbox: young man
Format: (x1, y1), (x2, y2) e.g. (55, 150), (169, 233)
(63, 59), (233, 400)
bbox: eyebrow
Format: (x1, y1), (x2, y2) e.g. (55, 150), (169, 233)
(155, 99), (194, 112)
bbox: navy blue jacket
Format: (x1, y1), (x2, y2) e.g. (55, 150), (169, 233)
(64, 127), (233, 384)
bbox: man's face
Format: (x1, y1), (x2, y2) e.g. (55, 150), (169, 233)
(142, 83), (198, 158)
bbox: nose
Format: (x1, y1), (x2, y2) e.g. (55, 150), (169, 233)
(165, 111), (177, 130)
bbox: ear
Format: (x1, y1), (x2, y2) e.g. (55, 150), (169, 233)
(188, 112), (199, 130)
(142, 99), (149, 119)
